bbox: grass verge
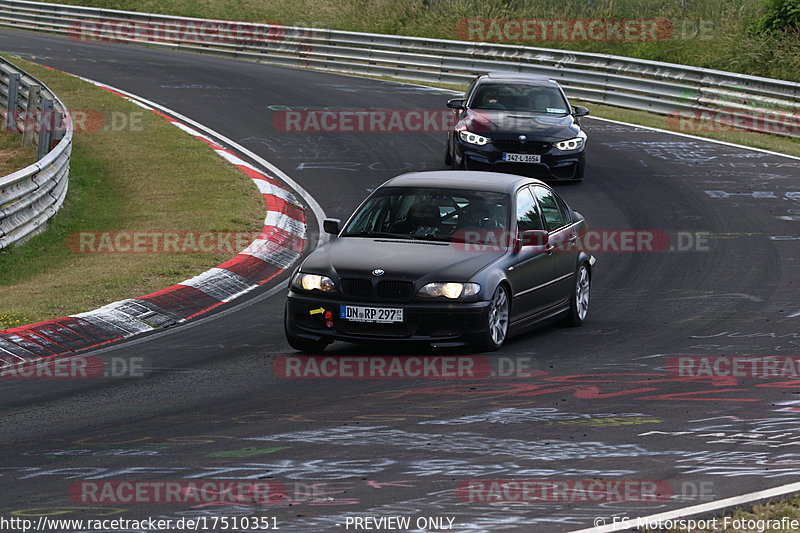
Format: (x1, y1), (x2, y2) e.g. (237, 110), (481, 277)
(0, 129), (36, 176)
(0, 56), (264, 325)
(15, 1), (800, 525)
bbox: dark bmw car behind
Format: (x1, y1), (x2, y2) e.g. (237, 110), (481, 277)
(284, 171), (595, 353)
(445, 72), (589, 181)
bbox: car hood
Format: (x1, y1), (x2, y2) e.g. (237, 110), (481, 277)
(462, 109), (581, 140)
(300, 237), (505, 283)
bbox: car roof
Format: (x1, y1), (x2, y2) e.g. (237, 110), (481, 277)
(380, 171), (546, 194)
(482, 71), (558, 86)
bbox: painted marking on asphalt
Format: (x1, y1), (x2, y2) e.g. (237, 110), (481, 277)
(207, 446), (290, 458)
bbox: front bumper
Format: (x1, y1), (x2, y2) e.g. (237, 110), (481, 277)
(286, 291), (492, 346)
(457, 140), (585, 180)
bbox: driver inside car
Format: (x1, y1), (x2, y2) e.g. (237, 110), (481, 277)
(476, 85), (505, 110)
(390, 199), (441, 235)
(457, 200), (501, 231)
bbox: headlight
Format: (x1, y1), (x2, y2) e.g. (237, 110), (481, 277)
(459, 131), (491, 146)
(555, 137), (584, 151)
(291, 273), (335, 293)
(418, 282), (481, 299)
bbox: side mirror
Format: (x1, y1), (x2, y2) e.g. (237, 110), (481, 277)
(447, 98), (466, 110)
(572, 106), (590, 117)
(323, 218), (341, 235)
(515, 230), (549, 252)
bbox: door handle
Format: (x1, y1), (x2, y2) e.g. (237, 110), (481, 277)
(565, 233), (578, 247)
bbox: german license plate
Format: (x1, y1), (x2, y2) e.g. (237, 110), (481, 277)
(340, 305), (404, 323)
(503, 153), (541, 163)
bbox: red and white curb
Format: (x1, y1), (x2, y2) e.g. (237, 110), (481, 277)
(0, 75), (321, 367)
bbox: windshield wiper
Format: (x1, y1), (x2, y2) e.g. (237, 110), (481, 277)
(407, 234), (452, 242)
(343, 231), (414, 239)
(372, 233), (453, 244)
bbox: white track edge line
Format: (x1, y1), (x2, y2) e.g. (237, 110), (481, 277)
(65, 79), (326, 342)
(396, 81), (800, 161)
(3, 75), (325, 356)
(585, 115), (800, 161)
(106, 73), (800, 525)
(254, 71), (800, 531)
(568, 481), (800, 532)
(74, 75), (328, 247)
(28, 46), (800, 528)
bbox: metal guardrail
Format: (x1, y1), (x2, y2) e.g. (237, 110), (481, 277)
(0, 55), (71, 249)
(0, 0), (798, 139)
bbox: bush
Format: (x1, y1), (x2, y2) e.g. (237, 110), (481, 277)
(759, 0), (800, 32)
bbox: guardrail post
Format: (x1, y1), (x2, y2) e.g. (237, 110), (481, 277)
(0, 57), (72, 251)
(52, 102), (67, 144)
(37, 98), (54, 160)
(4, 72), (20, 132)
(22, 84), (40, 146)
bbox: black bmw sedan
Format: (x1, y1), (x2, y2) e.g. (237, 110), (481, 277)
(445, 72), (589, 181)
(284, 171), (595, 353)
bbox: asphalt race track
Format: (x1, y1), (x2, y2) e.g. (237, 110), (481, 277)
(2, 28), (800, 532)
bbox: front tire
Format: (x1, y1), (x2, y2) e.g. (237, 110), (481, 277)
(476, 284), (510, 351)
(563, 263), (590, 326)
(444, 138), (453, 166)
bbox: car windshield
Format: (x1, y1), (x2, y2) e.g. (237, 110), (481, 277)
(471, 83), (569, 114)
(342, 187), (510, 245)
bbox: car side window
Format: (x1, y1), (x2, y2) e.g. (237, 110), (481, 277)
(552, 192), (573, 225)
(515, 187), (543, 231)
(533, 186), (568, 231)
